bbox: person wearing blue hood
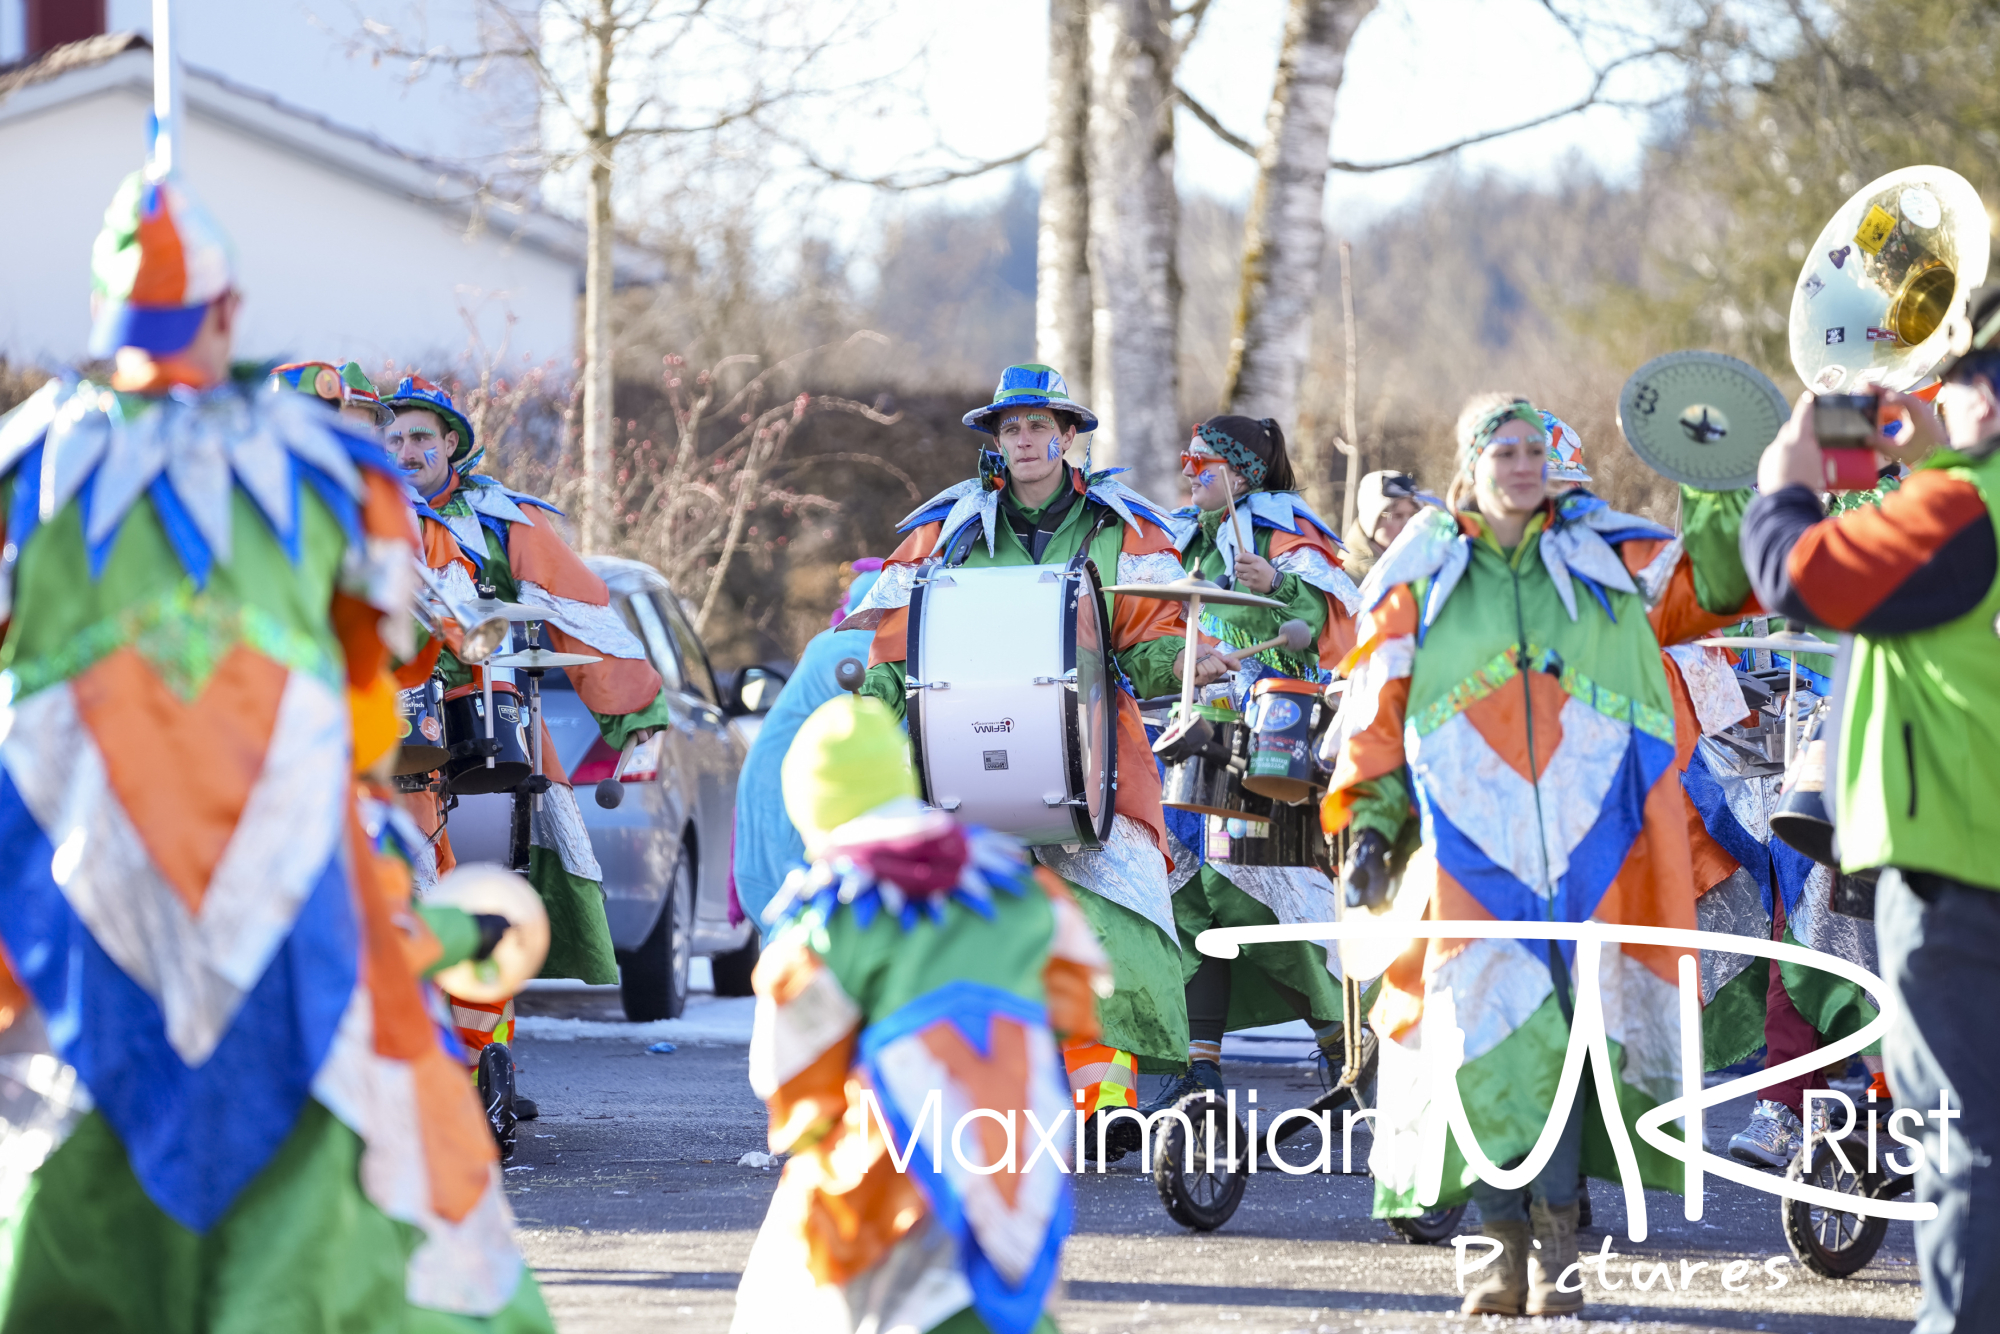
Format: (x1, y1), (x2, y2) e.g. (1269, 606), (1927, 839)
(730, 559), (886, 925)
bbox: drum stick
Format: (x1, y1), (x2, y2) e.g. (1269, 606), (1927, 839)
(1179, 591), (1203, 720)
(1223, 485), (1249, 568)
(1224, 618), (1313, 663)
(480, 667), (496, 770)
(595, 736), (640, 809)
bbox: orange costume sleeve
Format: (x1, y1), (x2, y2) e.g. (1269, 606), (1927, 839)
(503, 507), (664, 717)
(1266, 524), (1360, 666)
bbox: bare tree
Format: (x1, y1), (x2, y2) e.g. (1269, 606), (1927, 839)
(357, 0), (877, 550)
(1085, 0), (1183, 497)
(1035, 0), (1093, 400)
(1220, 0), (1375, 442)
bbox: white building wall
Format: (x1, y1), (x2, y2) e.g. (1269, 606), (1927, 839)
(2, 1), (538, 170)
(0, 83), (577, 372)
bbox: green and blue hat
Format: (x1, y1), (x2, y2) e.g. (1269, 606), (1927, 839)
(382, 375), (479, 469)
(962, 363), (1098, 434)
(269, 360), (395, 425)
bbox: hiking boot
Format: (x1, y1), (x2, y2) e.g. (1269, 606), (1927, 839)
(1527, 1199), (1583, 1316)
(1728, 1099), (1804, 1169)
(1460, 1218), (1530, 1316)
(1143, 1060), (1223, 1114)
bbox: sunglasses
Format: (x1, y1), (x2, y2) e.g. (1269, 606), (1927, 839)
(1180, 450), (1226, 474)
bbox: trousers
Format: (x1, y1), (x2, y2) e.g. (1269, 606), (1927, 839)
(1879, 869), (2000, 1334)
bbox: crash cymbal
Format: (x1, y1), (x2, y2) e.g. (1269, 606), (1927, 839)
(1102, 576), (1284, 609)
(465, 599), (555, 622)
(1617, 351), (1789, 491)
(485, 648), (603, 669)
(1695, 632), (1834, 654)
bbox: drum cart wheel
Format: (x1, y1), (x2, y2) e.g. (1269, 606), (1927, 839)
(1781, 1135), (1910, 1277)
(1151, 1091), (1249, 1231)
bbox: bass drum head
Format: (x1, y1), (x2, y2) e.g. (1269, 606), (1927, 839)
(1067, 554), (1116, 845)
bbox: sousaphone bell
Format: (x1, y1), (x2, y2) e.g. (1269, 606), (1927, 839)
(1789, 165), (1990, 394)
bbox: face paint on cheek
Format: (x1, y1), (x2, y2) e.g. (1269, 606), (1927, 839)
(1046, 440), (1061, 461)
(1197, 468), (1218, 487)
(424, 448), (439, 468)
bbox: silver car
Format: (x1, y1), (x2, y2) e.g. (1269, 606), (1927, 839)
(444, 556), (768, 1020)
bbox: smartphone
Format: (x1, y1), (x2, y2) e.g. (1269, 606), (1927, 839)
(1810, 392), (1882, 490)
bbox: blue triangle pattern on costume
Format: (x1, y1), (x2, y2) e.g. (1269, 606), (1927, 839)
(1417, 727), (1673, 970)
(0, 772), (357, 1234)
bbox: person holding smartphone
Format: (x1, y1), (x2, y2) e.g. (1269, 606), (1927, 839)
(1740, 284), (2000, 1334)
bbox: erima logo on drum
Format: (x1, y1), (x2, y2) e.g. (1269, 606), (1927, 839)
(971, 719), (1014, 734)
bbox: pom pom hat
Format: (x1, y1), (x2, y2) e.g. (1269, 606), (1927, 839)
(781, 696), (919, 854)
(88, 171), (235, 358)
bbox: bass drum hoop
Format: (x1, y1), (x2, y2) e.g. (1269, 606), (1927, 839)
(1059, 554), (1116, 847)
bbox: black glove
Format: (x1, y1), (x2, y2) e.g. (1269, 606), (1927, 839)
(1343, 829), (1391, 911)
(471, 913), (511, 961)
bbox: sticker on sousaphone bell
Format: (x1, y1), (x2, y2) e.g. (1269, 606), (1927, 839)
(1617, 351), (1790, 491)
(1854, 204), (1898, 255)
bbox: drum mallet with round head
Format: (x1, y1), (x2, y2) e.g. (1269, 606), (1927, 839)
(834, 657), (866, 692)
(595, 735), (640, 809)
(1224, 618), (1313, 664)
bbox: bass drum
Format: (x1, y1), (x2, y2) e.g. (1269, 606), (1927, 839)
(906, 555), (1115, 847)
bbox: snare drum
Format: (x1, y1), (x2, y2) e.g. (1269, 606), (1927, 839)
(442, 681), (533, 794)
(905, 554), (1115, 847)
(1160, 709), (1258, 819)
(1242, 677), (1321, 804)
(1217, 798), (1329, 871)
(394, 678), (451, 775)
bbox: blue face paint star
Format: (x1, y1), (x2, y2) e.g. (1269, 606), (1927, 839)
(1046, 440), (1061, 461)
(424, 447), (438, 467)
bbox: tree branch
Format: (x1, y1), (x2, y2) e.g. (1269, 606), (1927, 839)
(1178, 36), (1681, 173)
(1175, 85), (1255, 155)
(774, 134), (1042, 191)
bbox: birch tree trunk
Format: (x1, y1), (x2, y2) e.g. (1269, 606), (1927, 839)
(579, 0), (616, 551)
(1221, 0), (1375, 446)
(1085, 0), (1180, 499)
(1036, 0), (1093, 401)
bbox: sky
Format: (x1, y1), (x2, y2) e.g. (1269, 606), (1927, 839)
(843, 0), (1679, 226)
(12, 0), (1680, 233)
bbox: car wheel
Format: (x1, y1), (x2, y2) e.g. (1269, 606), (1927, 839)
(621, 847), (693, 1021)
(710, 930), (760, 997)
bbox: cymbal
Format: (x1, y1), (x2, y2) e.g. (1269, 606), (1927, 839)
(1695, 632), (1834, 654)
(1617, 351), (1788, 491)
(486, 648), (602, 669)
(1102, 576), (1284, 609)
(464, 599), (554, 622)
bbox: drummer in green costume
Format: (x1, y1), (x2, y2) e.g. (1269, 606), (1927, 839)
(843, 365), (1229, 1146)
(386, 377), (673, 1130)
(1150, 416), (1365, 1106)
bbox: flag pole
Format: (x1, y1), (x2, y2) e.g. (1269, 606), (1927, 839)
(151, 0), (179, 177)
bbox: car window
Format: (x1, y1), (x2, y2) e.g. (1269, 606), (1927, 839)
(655, 593), (720, 706)
(624, 591), (685, 693)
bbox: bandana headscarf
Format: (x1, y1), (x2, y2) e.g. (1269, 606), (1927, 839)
(1191, 415), (1280, 489)
(1463, 400), (1546, 458)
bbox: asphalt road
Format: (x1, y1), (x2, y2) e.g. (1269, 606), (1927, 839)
(508, 985), (1919, 1334)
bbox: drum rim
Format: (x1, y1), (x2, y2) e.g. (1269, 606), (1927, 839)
(1251, 675), (1322, 697)
(1062, 553), (1116, 847)
(442, 680), (522, 702)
